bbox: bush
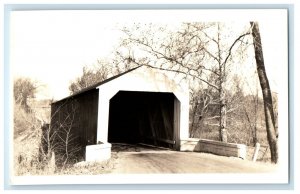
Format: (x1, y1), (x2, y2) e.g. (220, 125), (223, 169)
(14, 101), (38, 138)
(13, 100), (57, 175)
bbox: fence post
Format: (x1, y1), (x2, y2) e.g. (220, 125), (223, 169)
(252, 143), (260, 162)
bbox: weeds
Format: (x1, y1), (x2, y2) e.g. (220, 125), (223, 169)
(13, 98), (97, 175)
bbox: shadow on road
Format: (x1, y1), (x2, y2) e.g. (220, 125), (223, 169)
(111, 143), (171, 153)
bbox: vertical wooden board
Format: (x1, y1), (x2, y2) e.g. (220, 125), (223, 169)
(49, 89), (99, 159)
(157, 95), (175, 148)
(77, 89), (99, 146)
(174, 98), (181, 150)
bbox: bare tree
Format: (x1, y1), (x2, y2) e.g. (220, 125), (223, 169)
(118, 22), (251, 142)
(250, 21), (278, 163)
(55, 102), (81, 168)
(40, 100), (82, 170)
(14, 77), (38, 112)
(189, 87), (219, 138)
(242, 74), (261, 146)
(69, 60), (114, 94)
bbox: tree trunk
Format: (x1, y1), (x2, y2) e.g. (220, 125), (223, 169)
(218, 64), (227, 143)
(250, 22), (278, 163)
(219, 82), (227, 142)
(217, 23), (227, 143)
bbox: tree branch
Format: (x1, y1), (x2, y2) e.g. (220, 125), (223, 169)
(222, 32), (251, 67)
(129, 58), (219, 90)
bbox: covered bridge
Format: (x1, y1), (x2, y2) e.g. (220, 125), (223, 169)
(50, 65), (189, 161)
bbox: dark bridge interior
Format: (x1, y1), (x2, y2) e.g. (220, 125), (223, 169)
(108, 91), (176, 149)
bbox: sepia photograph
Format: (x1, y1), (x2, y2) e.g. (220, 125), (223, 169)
(7, 8), (289, 186)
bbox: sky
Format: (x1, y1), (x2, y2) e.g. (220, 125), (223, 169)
(10, 10), (287, 100)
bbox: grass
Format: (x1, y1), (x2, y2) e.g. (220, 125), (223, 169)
(246, 145), (271, 162)
(13, 100), (44, 175)
(57, 153), (117, 175)
(14, 130), (44, 175)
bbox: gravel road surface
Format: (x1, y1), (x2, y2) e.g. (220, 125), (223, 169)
(110, 144), (276, 173)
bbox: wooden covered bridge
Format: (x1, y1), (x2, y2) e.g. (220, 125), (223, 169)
(50, 65), (190, 161)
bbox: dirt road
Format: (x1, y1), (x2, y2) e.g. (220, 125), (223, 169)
(110, 144), (276, 174)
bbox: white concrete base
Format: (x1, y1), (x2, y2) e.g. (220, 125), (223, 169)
(180, 138), (201, 152)
(85, 143), (112, 162)
(180, 138), (247, 159)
